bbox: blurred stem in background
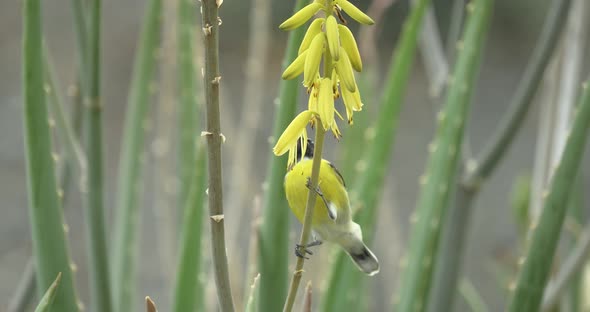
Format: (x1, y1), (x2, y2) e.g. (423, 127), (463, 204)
(257, 0), (306, 311)
(414, 1), (449, 98)
(227, 0), (270, 283)
(459, 278), (489, 312)
(7, 260), (36, 312)
(22, 0), (80, 309)
(396, 0), (492, 310)
(508, 76), (590, 312)
(200, 0), (235, 310)
(172, 147), (207, 312)
(539, 0), (589, 309)
(321, 0), (431, 310)
(541, 179), (585, 312)
(111, 0), (162, 310)
(151, 0), (179, 287)
(83, 0), (114, 310)
(178, 0), (201, 222)
(342, 0), (394, 178)
(445, 0), (466, 64)
(428, 0), (572, 310)
(171, 0), (205, 310)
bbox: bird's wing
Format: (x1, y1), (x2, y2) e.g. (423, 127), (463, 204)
(328, 161), (346, 187)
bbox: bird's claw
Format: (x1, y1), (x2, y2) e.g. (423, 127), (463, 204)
(295, 244), (312, 259)
(294, 240), (323, 259)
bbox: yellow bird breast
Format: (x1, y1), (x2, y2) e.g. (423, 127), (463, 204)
(284, 159), (349, 227)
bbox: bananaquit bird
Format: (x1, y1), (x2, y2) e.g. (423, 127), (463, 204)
(284, 139), (379, 275)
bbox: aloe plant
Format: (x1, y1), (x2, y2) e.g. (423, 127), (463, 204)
(321, 0), (431, 310)
(429, 1), (573, 310)
(395, 0), (493, 311)
(171, 0), (204, 309)
(256, 1), (306, 311)
(34, 273), (62, 312)
(172, 148), (207, 312)
(508, 78), (590, 312)
(22, 0), (80, 310)
(177, 0), (201, 213)
(111, 0), (162, 311)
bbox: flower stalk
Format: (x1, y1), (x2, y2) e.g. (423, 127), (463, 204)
(200, 0), (235, 310)
(282, 125), (326, 312)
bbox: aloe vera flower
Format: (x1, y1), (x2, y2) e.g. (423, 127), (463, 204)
(275, 0), (372, 167)
(273, 110), (317, 169)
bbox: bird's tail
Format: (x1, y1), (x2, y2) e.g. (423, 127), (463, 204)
(342, 237), (379, 276)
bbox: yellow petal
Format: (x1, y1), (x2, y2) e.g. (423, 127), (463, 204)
(279, 2), (324, 30)
(303, 33), (325, 87)
(336, 0), (375, 25)
(288, 146), (296, 169)
(341, 86), (362, 124)
(298, 18), (324, 55)
(331, 119), (342, 139)
(282, 50), (308, 80)
(335, 47), (357, 92)
(341, 88), (354, 123)
(273, 110), (315, 156)
(318, 78), (335, 130)
(308, 85), (319, 112)
(338, 25), (362, 71)
(325, 15), (340, 61)
(301, 130), (308, 158)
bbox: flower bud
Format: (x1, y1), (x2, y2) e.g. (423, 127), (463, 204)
(279, 2), (324, 30)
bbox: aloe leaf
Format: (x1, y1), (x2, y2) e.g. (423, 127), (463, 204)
(34, 273), (62, 312)
(395, 0), (493, 310)
(111, 0), (162, 311)
(428, 1), (573, 310)
(22, 0), (80, 310)
(172, 148), (207, 312)
(177, 0), (201, 216)
(508, 79), (590, 311)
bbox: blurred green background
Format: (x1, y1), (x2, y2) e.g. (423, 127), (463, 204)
(2, 0), (590, 310)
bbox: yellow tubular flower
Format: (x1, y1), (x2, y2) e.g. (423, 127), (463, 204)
(341, 85), (363, 124)
(303, 33), (325, 87)
(325, 15), (340, 61)
(338, 25), (362, 72)
(318, 77), (335, 130)
(336, 0), (375, 25)
(282, 50), (308, 80)
(335, 47), (357, 93)
(279, 2), (324, 30)
(273, 110), (316, 168)
(298, 18), (325, 55)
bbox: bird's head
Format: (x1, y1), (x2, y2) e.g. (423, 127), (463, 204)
(296, 138), (314, 161)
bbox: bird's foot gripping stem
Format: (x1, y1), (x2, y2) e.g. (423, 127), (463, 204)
(294, 240), (323, 259)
